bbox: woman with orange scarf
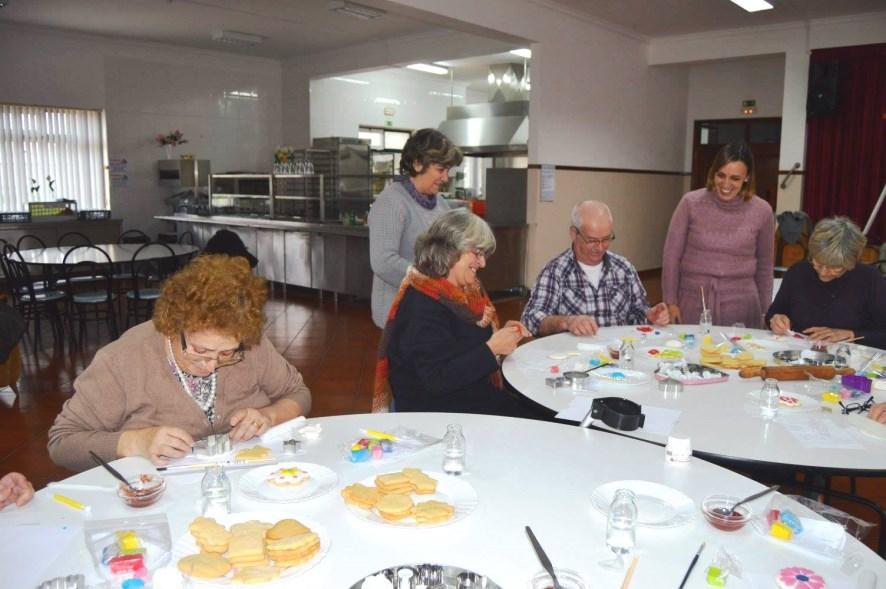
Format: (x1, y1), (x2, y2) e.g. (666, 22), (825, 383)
(373, 209), (540, 417)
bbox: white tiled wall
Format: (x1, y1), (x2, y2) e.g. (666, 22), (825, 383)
(0, 25), (283, 237)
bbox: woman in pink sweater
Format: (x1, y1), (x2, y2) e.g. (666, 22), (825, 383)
(662, 143), (774, 328)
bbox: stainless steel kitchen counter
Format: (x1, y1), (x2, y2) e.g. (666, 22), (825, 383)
(154, 214), (368, 237)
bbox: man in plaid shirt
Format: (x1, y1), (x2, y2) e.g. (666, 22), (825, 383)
(521, 201), (670, 336)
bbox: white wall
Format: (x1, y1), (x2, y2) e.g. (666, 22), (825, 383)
(683, 55), (785, 170)
(310, 69), (472, 140)
(0, 24), (283, 236)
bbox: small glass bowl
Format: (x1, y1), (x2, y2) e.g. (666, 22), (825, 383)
(117, 474), (166, 508)
(529, 568), (587, 589)
(701, 494), (751, 531)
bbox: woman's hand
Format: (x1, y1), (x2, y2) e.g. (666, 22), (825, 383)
(803, 327), (854, 343)
(118, 426), (194, 466)
(0, 472), (34, 509)
(646, 303), (670, 326)
(870, 402), (886, 424)
(769, 314), (791, 335)
(477, 304), (495, 328)
(487, 321), (529, 356)
(666, 304), (682, 325)
(229, 408), (272, 444)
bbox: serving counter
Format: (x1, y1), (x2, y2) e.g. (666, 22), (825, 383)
(156, 214), (527, 298)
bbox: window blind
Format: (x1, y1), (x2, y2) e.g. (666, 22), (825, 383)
(0, 104), (108, 213)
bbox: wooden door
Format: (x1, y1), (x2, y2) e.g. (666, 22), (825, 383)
(691, 118), (781, 210)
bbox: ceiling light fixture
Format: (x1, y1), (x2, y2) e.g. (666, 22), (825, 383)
(728, 0), (773, 12)
(211, 30), (266, 46)
(406, 63), (449, 75)
(509, 48), (532, 59)
(327, 0), (386, 20)
(332, 76), (370, 85)
(374, 97), (401, 106)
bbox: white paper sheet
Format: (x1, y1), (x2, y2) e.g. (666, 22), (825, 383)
(639, 405), (682, 437)
(780, 416), (865, 449)
(0, 524), (80, 589)
(554, 397), (594, 422)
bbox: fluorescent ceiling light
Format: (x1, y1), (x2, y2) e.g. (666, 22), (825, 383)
(406, 63), (449, 75)
(374, 97), (401, 106)
(211, 30), (265, 46)
(224, 90), (259, 100)
(332, 76), (370, 85)
(429, 91), (464, 99)
(327, 0), (386, 20)
(510, 48), (532, 59)
(728, 0), (773, 12)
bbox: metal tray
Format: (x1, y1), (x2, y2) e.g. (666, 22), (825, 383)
(349, 564), (502, 589)
(773, 349), (835, 365)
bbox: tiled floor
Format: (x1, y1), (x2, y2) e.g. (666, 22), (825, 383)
(2, 277), (883, 553)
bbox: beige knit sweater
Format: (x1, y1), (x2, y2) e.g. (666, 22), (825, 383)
(48, 321), (312, 471)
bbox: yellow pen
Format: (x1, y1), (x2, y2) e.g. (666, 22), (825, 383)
(53, 493), (91, 512)
(365, 429), (397, 441)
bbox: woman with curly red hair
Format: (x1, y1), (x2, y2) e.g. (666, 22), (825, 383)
(48, 255), (311, 471)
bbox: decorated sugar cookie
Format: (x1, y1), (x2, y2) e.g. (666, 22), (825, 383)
(777, 566), (825, 589)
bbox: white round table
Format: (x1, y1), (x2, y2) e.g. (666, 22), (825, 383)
(16, 243), (198, 265)
(0, 413), (883, 588)
(503, 326), (886, 474)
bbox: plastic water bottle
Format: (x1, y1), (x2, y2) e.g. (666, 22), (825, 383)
(760, 378), (780, 421)
(201, 464), (231, 518)
(442, 424), (466, 476)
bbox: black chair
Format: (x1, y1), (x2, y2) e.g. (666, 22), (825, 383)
(2, 244), (66, 353)
(178, 231), (195, 245)
(60, 245), (118, 347)
(16, 234), (46, 250)
(118, 229), (151, 244)
(57, 231), (92, 248)
(125, 242), (178, 327)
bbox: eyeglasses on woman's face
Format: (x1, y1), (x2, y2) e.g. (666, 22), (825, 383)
(180, 331), (244, 368)
(811, 258), (849, 281)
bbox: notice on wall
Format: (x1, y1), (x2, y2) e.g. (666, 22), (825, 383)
(109, 157), (128, 188)
(540, 165), (555, 202)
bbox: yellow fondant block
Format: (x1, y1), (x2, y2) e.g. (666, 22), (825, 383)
(770, 521), (793, 541)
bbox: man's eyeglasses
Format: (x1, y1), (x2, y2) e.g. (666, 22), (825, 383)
(839, 396), (874, 415)
(572, 227), (615, 247)
(180, 332), (244, 368)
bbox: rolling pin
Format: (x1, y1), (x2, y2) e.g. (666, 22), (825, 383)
(738, 365), (855, 380)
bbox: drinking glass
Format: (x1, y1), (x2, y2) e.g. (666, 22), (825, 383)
(699, 309), (713, 335)
(599, 488), (637, 569)
(759, 378), (780, 420)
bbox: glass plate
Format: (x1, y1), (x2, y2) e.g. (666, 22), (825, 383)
(638, 346), (685, 361)
(237, 462), (339, 503)
(746, 389), (823, 413)
(349, 564), (503, 589)
(590, 480), (695, 528)
(344, 471), (478, 528)
(588, 367), (650, 386)
(172, 512), (330, 587)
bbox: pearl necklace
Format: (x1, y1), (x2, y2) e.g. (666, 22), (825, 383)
(167, 338), (217, 420)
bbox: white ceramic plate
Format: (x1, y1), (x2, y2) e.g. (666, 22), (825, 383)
(345, 471), (478, 528)
(590, 480), (695, 528)
(846, 414), (886, 441)
(237, 462), (338, 503)
(588, 367), (650, 386)
(173, 512), (330, 587)
(638, 346), (685, 361)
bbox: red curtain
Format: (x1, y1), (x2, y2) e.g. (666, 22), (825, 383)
(803, 43), (886, 244)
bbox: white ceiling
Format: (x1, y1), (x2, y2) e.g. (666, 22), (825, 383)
(545, 0), (886, 37)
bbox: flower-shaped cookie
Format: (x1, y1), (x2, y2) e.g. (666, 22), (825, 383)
(777, 566), (825, 589)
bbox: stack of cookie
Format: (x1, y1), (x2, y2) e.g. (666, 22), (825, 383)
(177, 516), (321, 583)
(340, 468), (455, 525)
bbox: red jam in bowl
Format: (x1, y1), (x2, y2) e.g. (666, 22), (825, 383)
(701, 495), (751, 531)
(117, 474), (166, 508)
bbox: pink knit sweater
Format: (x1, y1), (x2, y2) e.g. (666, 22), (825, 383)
(662, 188), (774, 327)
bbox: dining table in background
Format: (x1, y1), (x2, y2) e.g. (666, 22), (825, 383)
(0, 413), (883, 588)
(503, 326), (886, 476)
(15, 242), (199, 266)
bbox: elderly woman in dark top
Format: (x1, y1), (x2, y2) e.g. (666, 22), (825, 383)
(368, 129), (463, 328)
(373, 208), (540, 417)
(766, 216), (886, 348)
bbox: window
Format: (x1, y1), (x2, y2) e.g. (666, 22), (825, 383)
(0, 104), (108, 213)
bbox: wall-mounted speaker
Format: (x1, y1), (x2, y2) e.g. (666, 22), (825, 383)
(807, 60), (840, 118)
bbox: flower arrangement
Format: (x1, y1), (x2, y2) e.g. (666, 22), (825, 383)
(274, 146), (295, 164)
(155, 130), (188, 147)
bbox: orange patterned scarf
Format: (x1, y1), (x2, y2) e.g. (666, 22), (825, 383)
(372, 266), (500, 413)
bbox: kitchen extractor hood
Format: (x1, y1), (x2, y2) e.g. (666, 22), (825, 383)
(438, 62), (529, 154)
(438, 100), (528, 154)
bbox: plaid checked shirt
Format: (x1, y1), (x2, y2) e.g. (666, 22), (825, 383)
(521, 248), (650, 335)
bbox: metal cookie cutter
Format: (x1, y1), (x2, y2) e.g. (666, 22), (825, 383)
(282, 438), (300, 456)
(205, 433), (231, 456)
(658, 377), (683, 394)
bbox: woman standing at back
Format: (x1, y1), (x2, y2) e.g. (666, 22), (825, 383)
(662, 142), (774, 328)
(368, 129), (462, 328)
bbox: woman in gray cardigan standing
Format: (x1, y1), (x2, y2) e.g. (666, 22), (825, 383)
(368, 129), (463, 327)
